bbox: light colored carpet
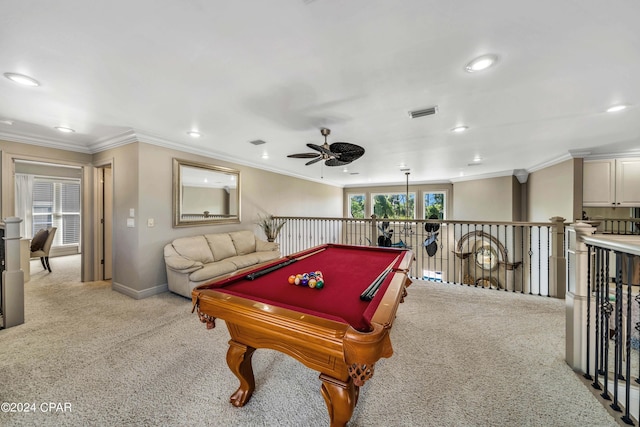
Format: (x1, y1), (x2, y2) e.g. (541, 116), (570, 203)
(0, 255), (620, 426)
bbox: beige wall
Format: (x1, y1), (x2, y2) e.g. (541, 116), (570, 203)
(101, 142), (343, 297)
(527, 159), (580, 222)
(452, 176), (516, 221)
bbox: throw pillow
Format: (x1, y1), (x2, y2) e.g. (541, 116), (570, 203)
(30, 228), (49, 252)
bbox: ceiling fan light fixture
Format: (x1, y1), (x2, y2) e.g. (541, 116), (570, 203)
(4, 72), (40, 87)
(465, 54), (498, 73)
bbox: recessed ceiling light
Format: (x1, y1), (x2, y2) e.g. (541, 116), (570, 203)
(187, 131), (201, 137)
(451, 126), (469, 133)
(473, 156), (482, 162)
(0, 119), (13, 125)
(607, 105), (628, 113)
(261, 153), (269, 159)
(465, 54), (498, 73)
(55, 126), (75, 133)
(4, 72), (40, 87)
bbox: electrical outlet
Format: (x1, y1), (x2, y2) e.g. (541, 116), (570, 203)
(127, 218), (135, 228)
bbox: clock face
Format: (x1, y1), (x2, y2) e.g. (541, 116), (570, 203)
(475, 245), (498, 270)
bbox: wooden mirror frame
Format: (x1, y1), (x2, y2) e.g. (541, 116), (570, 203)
(173, 158), (241, 227)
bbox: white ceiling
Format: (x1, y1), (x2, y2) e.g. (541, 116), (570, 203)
(1, 0), (639, 187)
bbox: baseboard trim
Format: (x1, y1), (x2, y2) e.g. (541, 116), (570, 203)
(112, 281), (168, 300)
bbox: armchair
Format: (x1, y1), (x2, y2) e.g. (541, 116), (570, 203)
(30, 227), (57, 272)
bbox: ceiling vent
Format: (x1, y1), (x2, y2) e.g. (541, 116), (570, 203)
(249, 139), (266, 145)
(408, 106), (438, 119)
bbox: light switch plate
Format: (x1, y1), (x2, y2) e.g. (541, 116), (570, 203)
(127, 218), (135, 227)
(147, 218), (154, 227)
(129, 208), (135, 217)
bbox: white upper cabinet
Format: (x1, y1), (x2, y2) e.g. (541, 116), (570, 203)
(583, 158), (640, 207)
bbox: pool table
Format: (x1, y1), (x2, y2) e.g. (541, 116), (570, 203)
(191, 243), (413, 426)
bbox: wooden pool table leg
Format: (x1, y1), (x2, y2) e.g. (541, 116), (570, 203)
(226, 340), (256, 407)
(319, 374), (358, 427)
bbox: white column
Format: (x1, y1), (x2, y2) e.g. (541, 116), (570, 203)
(2, 217), (25, 328)
(565, 222), (596, 371)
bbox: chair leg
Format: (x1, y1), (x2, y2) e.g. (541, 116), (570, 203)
(45, 256), (51, 273)
(40, 257), (47, 270)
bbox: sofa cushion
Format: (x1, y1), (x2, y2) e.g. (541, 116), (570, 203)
(164, 244), (204, 271)
(205, 233), (237, 261)
(227, 254), (261, 269)
(171, 236), (214, 264)
(254, 250), (281, 264)
(230, 230), (256, 255)
(189, 260), (237, 282)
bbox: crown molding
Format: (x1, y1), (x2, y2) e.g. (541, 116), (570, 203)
(526, 152), (573, 174)
(449, 169), (517, 183)
(87, 129), (138, 152)
(133, 131), (345, 188)
(0, 129), (91, 154)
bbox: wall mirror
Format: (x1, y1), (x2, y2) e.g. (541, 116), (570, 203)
(173, 158), (240, 227)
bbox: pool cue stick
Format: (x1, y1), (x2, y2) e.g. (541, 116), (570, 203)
(245, 258), (298, 280)
(245, 247), (327, 280)
(360, 255), (401, 301)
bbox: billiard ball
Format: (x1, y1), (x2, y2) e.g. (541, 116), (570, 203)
(315, 280), (324, 289)
(301, 278), (308, 287)
(288, 275), (296, 285)
(308, 278), (317, 288)
(294, 277), (301, 285)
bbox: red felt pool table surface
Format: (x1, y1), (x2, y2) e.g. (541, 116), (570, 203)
(201, 244), (409, 331)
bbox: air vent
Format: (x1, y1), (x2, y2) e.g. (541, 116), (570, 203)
(408, 106), (438, 119)
(350, 172), (360, 175)
(249, 139), (266, 145)
(467, 163), (482, 166)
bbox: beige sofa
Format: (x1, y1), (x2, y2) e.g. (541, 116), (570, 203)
(164, 230), (280, 298)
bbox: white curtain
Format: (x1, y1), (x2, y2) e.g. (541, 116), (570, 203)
(15, 173), (34, 238)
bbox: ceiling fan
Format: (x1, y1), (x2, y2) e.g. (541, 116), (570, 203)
(287, 128), (365, 166)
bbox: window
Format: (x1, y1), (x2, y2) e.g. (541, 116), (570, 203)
(424, 191), (446, 219)
(371, 192), (415, 219)
(32, 179), (81, 246)
(348, 194), (365, 218)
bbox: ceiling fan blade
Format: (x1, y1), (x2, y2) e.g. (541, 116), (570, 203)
(325, 158), (352, 167)
(288, 153), (320, 159)
(307, 143), (333, 156)
(305, 157), (323, 166)
(329, 142), (365, 162)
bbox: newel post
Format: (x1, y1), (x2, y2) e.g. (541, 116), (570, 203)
(2, 217), (25, 328)
(549, 216), (566, 298)
(565, 221), (596, 371)
(370, 215), (378, 247)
